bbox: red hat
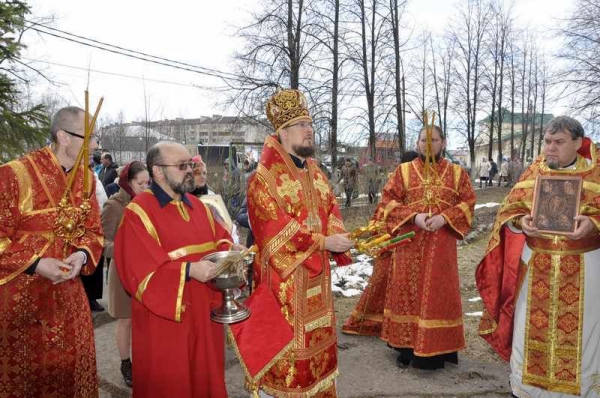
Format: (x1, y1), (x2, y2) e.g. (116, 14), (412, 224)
(191, 155), (205, 166)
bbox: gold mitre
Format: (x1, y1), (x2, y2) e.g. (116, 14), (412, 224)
(266, 89), (312, 133)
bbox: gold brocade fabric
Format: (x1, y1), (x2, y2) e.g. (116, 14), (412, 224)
(479, 149), (600, 395)
(246, 135), (350, 397)
(0, 147), (104, 397)
(343, 158), (476, 357)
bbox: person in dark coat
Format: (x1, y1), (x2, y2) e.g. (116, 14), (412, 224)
(98, 152), (119, 187)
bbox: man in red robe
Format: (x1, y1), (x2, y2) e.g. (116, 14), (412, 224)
(476, 117), (600, 397)
(114, 141), (243, 398)
(232, 89), (354, 397)
(0, 106), (104, 397)
(342, 125), (475, 370)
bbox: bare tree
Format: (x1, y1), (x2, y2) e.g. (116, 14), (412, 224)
(347, 0), (388, 159)
(389, 0), (408, 153)
(450, 0), (492, 171)
(557, 0), (600, 118)
(228, 0), (318, 119)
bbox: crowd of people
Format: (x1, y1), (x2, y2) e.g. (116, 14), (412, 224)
(0, 90), (598, 398)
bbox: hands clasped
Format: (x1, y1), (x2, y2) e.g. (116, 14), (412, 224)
(37, 251), (86, 285)
(415, 213), (446, 232)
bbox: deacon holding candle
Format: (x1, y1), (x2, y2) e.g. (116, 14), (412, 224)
(342, 118), (476, 370)
(0, 103), (104, 396)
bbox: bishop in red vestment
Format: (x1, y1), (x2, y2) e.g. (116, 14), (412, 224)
(343, 125), (475, 369)
(231, 89), (353, 397)
(114, 142), (239, 398)
(0, 107), (104, 397)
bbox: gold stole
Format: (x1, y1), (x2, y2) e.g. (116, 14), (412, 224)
(523, 236), (600, 395)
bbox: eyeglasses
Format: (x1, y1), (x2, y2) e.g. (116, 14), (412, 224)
(287, 121), (313, 130)
(62, 129), (99, 140)
(156, 162), (198, 171)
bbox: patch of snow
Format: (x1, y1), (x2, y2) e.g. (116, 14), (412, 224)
(474, 202), (500, 210)
(341, 288), (362, 297)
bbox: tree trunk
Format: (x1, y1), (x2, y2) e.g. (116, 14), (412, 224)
(391, 0), (405, 154)
(330, 0), (340, 167)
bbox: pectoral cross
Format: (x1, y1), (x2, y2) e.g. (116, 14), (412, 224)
(306, 212), (321, 232)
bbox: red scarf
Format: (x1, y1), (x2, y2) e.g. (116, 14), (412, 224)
(118, 161), (142, 198)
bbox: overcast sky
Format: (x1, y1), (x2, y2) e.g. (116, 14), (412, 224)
(23, 0), (574, 128)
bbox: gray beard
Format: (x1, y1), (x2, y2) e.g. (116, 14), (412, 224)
(166, 172), (195, 195)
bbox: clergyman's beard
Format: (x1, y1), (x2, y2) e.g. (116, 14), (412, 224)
(546, 160), (559, 170)
(293, 144), (315, 158)
(166, 172), (195, 195)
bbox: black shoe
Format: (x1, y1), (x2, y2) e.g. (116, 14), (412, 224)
(121, 358), (133, 387)
(396, 353), (411, 367)
(89, 300), (104, 312)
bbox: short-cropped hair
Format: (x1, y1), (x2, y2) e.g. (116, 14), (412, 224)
(545, 116), (584, 139)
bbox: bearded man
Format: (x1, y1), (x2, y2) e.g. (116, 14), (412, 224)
(477, 116), (600, 397)
(232, 89), (354, 397)
(114, 142), (244, 398)
(342, 125), (475, 370)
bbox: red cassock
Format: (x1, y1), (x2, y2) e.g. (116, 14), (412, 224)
(0, 146), (104, 398)
(231, 135), (351, 397)
(343, 158), (475, 357)
(114, 190), (232, 398)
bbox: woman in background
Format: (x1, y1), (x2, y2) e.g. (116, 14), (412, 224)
(102, 161), (150, 388)
(191, 155), (239, 244)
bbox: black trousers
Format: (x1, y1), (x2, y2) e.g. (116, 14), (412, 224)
(345, 188), (354, 206)
(81, 256), (104, 301)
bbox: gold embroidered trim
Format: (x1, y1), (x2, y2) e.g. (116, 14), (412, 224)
(350, 310), (383, 322)
(306, 285), (322, 298)
(75, 242), (104, 267)
(135, 271), (155, 302)
(127, 203), (161, 245)
(263, 220), (300, 268)
(304, 314), (331, 332)
(0, 237), (11, 255)
(175, 262), (186, 322)
(7, 160), (33, 214)
(457, 201), (473, 225)
(172, 201), (190, 222)
(391, 212), (417, 234)
(257, 164), (287, 211)
(294, 332), (336, 359)
(452, 163), (462, 191)
(25, 151), (59, 208)
(283, 237), (320, 280)
(0, 239), (53, 286)
(400, 162), (411, 191)
(382, 311), (464, 329)
(168, 243), (217, 260)
(200, 202), (216, 236)
(259, 368), (339, 398)
(583, 181), (600, 194)
(227, 326), (295, 385)
(514, 180), (535, 190)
